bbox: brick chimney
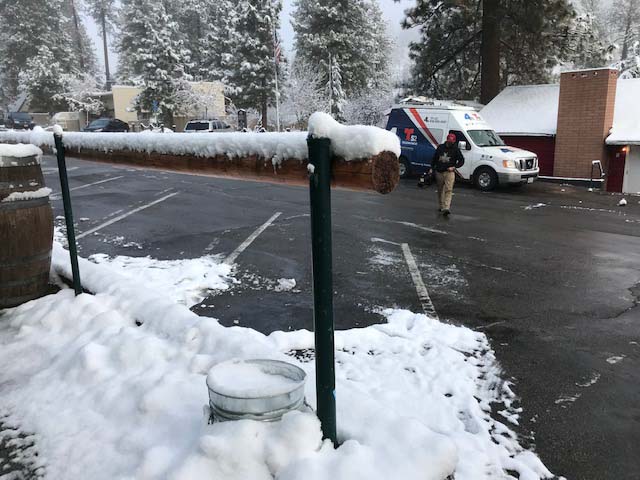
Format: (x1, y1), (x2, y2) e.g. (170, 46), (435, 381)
(553, 68), (618, 179)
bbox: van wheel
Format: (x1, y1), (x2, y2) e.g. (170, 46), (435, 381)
(474, 167), (498, 191)
(399, 157), (410, 178)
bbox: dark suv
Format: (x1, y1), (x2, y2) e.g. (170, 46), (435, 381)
(83, 118), (130, 132)
(6, 112), (35, 130)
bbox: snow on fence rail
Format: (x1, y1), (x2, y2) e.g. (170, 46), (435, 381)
(0, 113), (401, 194)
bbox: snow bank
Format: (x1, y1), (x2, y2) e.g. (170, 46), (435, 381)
(0, 143), (42, 161)
(0, 243), (552, 480)
(0, 115), (400, 162)
(1, 187), (51, 202)
(308, 112), (401, 158)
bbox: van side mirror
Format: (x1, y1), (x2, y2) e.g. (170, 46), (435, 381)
(459, 141), (470, 151)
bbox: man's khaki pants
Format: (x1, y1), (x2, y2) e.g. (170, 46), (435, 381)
(435, 171), (455, 210)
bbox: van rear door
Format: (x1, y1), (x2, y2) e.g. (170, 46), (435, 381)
(386, 108), (446, 175)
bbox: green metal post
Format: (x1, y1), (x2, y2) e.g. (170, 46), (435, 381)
(307, 136), (337, 446)
(54, 133), (82, 296)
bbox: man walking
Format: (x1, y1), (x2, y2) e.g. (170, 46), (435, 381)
(433, 133), (465, 216)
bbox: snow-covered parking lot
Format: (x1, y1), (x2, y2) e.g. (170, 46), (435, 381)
(2, 154), (640, 479)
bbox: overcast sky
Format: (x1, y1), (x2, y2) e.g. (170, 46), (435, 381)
(85, 0), (419, 77)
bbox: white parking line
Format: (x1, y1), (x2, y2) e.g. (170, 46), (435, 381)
(43, 166), (79, 175)
(50, 176), (123, 200)
(401, 243), (439, 319)
(77, 192), (179, 240)
(224, 212), (282, 265)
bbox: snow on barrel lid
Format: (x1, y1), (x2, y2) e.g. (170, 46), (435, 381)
(207, 359), (305, 399)
(307, 112), (401, 160)
(0, 143), (43, 159)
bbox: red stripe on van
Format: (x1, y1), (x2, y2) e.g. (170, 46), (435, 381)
(408, 108), (439, 147)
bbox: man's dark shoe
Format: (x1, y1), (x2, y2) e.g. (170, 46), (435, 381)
(442, 209), (450, 216)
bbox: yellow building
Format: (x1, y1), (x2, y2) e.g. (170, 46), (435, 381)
(110, 81), (226, 131)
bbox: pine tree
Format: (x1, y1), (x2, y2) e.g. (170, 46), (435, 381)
(328, 57), (346, 119)
(19, 47), (69, 112)
(84, 0), (118, 88)
(0, 0), (77, 108)
(609, 0), (640, 62)
(292, 0), (391, 102)
(116, 0), (191, 123)
(226, 0), (282, 126)
(399, 0), (607, 103)
(65, 0), (99, 76)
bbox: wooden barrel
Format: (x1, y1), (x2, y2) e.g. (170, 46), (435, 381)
(0, 152), (53, 308)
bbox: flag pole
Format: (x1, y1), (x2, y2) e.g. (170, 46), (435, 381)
(272, 10), (281, 132)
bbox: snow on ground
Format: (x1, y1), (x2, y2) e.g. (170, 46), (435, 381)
(0, 113), (400, 163)
(88, 252), (232, 307)
(0, 244), (552, 479)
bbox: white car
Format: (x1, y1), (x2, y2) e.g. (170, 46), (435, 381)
(184, 119), (232, 133)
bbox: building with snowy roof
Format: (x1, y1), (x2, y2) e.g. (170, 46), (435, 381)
(481, 68), (640, 194)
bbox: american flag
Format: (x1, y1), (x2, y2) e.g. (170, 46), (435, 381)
(273, 31), (282, 65)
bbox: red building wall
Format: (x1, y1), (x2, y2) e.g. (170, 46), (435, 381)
(500, 135), (556, 177)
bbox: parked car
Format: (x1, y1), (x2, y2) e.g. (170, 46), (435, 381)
(386, 104), (539, 191)
(6, 112), (36, 130)
(184, 119), (231, 133)
(83, 118), (130, 133)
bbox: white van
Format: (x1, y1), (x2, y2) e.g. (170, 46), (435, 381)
(386, 103), (539, 190)
(50, 112), (81, 132)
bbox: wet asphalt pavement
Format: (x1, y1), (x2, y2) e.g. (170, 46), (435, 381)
(38, 154), (640, 479)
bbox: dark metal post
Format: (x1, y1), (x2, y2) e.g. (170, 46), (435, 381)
(53, 133), (82, 295)
(307, 136), (337, 446)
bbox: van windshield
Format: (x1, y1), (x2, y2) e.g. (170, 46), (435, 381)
(468, 130), (505, 147)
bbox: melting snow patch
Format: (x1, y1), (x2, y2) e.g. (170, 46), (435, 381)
(554, 393), (581, 407)
(523, 203), (547, 210)
(576, 372), (601, 388)
(88, 252), (232, 307)
(368, 246), (402, 267)
(606, 355), (625, 365)
(274, 278), (297, 292)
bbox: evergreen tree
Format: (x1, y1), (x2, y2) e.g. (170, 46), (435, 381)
(66, 0), (99, 75)
(226, 0), (282, 126)
(116, 0), (191, 123)
(328, 57), (346, 119)
(292, 0), (392, 103)
(174, 0), (210, 80)
(608, 0), (640, 62)
(0, 0), (77, 107)
(19, 47), (69, 112)
(84, 0), (118, 88)
(399, 0), (604, 103)
(199, 0), (238, 82)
